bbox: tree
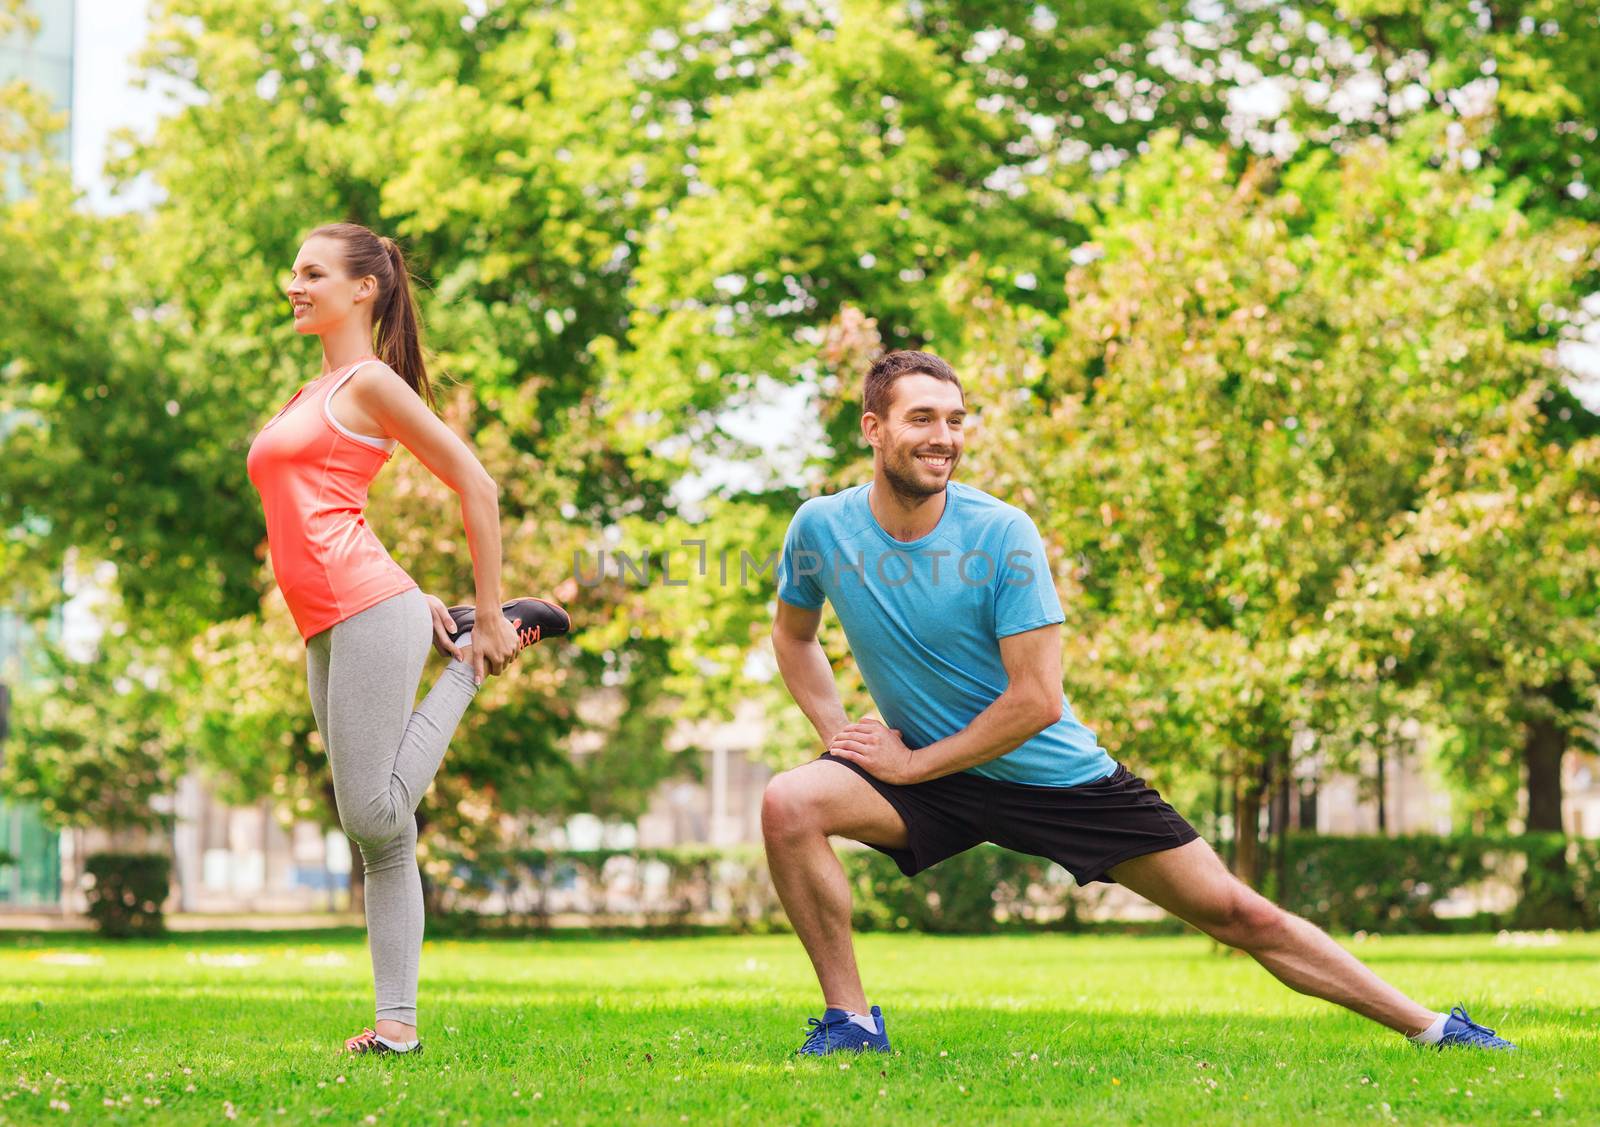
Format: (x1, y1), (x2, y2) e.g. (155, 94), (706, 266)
(1222, 1), (1600, 224)
(1, 639), (187, 835)
(933, 127), (1593, 883)
(1332, 380), (1600, 920)
(6, 0), (1596, 861)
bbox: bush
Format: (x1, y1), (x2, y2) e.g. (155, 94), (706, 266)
(436, 835), (1599, 936)
(83, 852), (171, 938)
(1510, 834), (1600, 930)
(841, 845), (1080, 934)
(438, 843), (1083, 934)
(435, 845), (780, 931)
(1271, 834), (1492, 933)
(1273, 834), (1600, 933)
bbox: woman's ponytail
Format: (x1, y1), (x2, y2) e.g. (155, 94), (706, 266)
(309, 223), (435, 409)
(374, 236), (433, 409)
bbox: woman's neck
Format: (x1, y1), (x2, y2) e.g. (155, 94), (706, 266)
(319, 320), (378, 374)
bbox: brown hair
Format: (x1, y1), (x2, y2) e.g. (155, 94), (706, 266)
(308, 222), (434, 408)
(863, 349), (962, 419)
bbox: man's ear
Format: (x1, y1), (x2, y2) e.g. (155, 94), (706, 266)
(861, 411), (882, 450)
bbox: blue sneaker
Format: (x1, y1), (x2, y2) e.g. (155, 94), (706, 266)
(796, 1005), (891, 1055)
(1435, 1006), (1516, 1050)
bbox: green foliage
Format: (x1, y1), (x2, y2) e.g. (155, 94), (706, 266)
(178, 580), (336, 828)
(0, 56), (274, 631)
(443, 836), (1598, 935)
(81, 852), (171, 938)
(435, 844), (776, 930)
(0, 641), (187, 832)
(1331, 380), (1600, 826)
(1232, 1), (1600, 225)
(61, 0), (1227, 836)
(842, 845), (1081, 934)
(1273, 833), (1600, 933)
(2, 0), (1598, 849)
(941, 126), (1595, 861)
(79, 0), (781, 840)
(1273, 833), (1496, 933)
(441, 843), (1091, 934)
(1513, 832), (1597, 930)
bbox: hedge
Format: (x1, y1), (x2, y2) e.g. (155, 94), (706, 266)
(439, 835), (1597, 934)
(1271, 833), (1598, 933)
(82, 852), (171, 938)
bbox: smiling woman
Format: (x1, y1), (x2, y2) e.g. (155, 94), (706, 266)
(246, 222), (570, 1055)
(285, 225), (434, 409)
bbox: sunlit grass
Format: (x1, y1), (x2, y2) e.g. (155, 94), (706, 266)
(2, 929), (1594, 1124)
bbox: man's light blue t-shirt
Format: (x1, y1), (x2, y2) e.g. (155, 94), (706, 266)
(777, 481), (1116, 787)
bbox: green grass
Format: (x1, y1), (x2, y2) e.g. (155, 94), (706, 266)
(1, 929), (1594, 1125)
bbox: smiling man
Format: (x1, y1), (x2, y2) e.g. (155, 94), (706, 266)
(764, 349), (1513, 1056)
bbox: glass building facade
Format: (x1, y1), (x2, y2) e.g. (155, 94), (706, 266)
(0, 0), (75, 161)
(0, 0), (74, 906)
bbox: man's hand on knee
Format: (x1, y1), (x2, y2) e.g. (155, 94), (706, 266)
(827, 718), (918, 785)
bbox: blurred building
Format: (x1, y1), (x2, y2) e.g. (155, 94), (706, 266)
(634, 700), (772, 848)
(1563, 752), (1600, 838)
(51, 778), (353, 917)
(0, 0), (73, 186)
(14, 729), (768, 921)
(0, 1), (73, 126)
(0, 0), (76, 912)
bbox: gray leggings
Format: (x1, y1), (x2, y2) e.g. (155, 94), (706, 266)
(305, 587), (478, 1026)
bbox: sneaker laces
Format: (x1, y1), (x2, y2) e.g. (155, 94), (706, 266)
(1447, 1005), (1513, 1048)
(800, 1015), (842, 1053)
(344, 1028), (379, 1054)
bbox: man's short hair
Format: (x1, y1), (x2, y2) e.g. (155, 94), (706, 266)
(863, 350), (963, 419)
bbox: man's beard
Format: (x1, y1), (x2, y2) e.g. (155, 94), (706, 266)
(881, 443), (956, 504)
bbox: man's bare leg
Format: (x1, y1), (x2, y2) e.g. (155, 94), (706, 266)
(1110, 839), (1436, 1035)
(761, 760), (910, 1014)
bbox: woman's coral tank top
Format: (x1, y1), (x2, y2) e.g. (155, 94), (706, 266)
(246, 358), (417, 640)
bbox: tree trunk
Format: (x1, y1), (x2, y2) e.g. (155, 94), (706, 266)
(1269, 761), (1292, 905)
(348, 839), (366, 916)
(1297, 781), (1319, 832)
(1374, 745), (1387, 834)
(1233, 770), (1263, 889)
(1524, 712), (1565, 834)
(323, 778), (363, 916)
(1517, 703), (1580, 927)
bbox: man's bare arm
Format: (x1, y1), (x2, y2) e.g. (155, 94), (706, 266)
(828, 624), (1063, 784)
(770, 599), (850, 749)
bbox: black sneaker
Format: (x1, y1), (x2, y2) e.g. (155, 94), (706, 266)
(446, 597), (572, 649)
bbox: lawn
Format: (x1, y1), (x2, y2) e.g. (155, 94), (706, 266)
(1, 928), (1593, 1125)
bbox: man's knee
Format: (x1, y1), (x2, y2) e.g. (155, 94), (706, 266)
(1204, 885), (1290, 950)
(761, 768), (826, 845)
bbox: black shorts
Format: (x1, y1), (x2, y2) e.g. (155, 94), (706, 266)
(820, 755), (1199, 884)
